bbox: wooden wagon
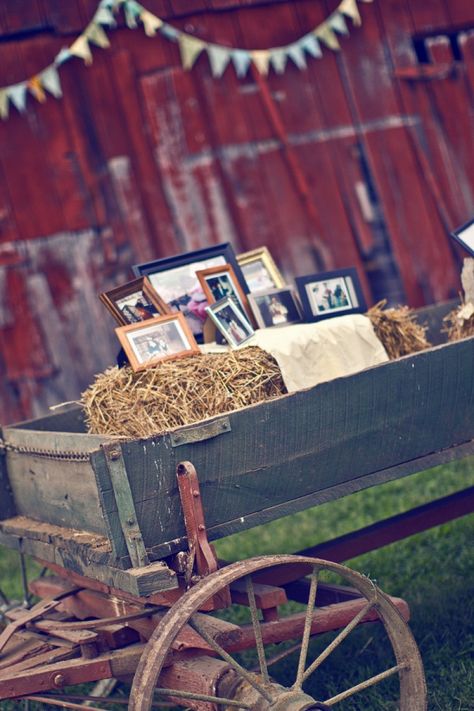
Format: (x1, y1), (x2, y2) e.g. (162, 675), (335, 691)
(0, 302), (472, 710)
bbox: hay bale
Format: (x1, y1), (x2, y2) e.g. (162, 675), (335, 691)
(443, 302), (474, 342)
(82, 346), (286, 438)
(367, 300), (431, 359)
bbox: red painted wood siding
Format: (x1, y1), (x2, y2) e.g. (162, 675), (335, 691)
(0, 0), (473, 422)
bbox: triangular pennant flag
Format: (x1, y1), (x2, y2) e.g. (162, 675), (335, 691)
(28, 76), (46, 103)
(0, 90), (9, 120)
(179, 34), (205, 70)
(208, 45), (231, 78)
(41, 65), (63, 98)
(124, 0), (143, 28)
(315, 23), (341, 51)
(93, 6), (117, 27)
(299, 33), (322, 59)
(140, 9), (162, 37)
(339, 0), (362, 26)
(270, 48), (288, 74)
(329, 12), (349, 35)
(54, 47), (72, 66)
(287, 42), (307, 70)
(160, 23), (180, 41)
(70, 35), (93, 64)
(85, 22), (110, 48)
(231, 49), (251, 77)
(251, 49), (270, 75)
(8, 83), (27, 113)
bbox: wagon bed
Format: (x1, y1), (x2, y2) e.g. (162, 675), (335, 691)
(0, 302), (473, 597)
(0, 302), (473, 710)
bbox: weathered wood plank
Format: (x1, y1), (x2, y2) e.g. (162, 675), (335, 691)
(122, 336), (474, 554)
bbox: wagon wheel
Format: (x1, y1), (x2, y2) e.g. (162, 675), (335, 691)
(129, 555), (426, 711)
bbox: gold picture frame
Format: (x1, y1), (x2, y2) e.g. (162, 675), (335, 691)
(237, 246), (286, 293)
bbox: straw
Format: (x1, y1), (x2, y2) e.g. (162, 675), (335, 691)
(82, 347), (286, 438)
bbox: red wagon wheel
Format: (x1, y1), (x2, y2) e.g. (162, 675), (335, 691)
(129, 555), (426, 710)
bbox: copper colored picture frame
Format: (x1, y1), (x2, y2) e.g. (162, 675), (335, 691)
(115, 312), (200, 372)
(100, 276), (170, 326)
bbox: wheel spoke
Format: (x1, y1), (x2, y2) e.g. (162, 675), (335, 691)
(294, 566), (319, 689)
(322, 662), (409, 705)
(189, 615), (274, 703)
(302, 600), (375, 683)
(251, 639), (306, 672)
(245, 575), (270, 684)
(155, 687), (252, 708)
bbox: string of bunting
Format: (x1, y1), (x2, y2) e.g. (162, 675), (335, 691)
(0, 0), (374, 121)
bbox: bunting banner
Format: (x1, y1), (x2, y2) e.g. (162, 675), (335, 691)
(0, 0), (374, 121)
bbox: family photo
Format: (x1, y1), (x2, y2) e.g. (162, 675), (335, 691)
(310, 277), (353, 314)
(115, 291), (160, 323)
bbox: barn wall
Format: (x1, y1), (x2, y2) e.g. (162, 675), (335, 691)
(0, 0), (473, 423)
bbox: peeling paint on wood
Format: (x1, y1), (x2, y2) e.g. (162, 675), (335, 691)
(0, 0), (472, 421)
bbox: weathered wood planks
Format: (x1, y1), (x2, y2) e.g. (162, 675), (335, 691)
(2, 329), (473, 568)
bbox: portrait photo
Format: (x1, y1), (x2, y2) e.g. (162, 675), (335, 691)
(296, 268), (367, 323)
(237, 246), (286, 293)
(99, 277), (169, 326)
(132, 244), (249, 342)
(206, 297), (255, 348)
(196, 264), (253, 324)
(249, 288), (302, 329)
(115, 313), (200, 372)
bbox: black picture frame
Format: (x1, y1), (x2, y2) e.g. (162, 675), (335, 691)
(295, 268), (367, 322)
(248, 287), (302, 329)
(132, 243), (249, 343)
(451, 217), (474, 257)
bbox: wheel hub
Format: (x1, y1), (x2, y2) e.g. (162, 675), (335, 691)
(222, 678), (329, 711)
(268, 688), (330, 710)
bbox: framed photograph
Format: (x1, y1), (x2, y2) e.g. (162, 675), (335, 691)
(451, 217), (474, 257)
(206, 297), (255, 348)
(99, 277), (170, 326)
(237, 246), (286, 293)
(132, 243), (249, 342)
(115, 313), (200, 372)
(249, 288), (302, 329)
(296, 268), (367, 322)
(196, 264), (253, 323)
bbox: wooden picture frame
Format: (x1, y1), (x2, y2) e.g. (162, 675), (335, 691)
(451, 216), (474, 257)
(237, 246), (286, 293)
(115, 312), (200, 372)
(196, 264), (253, 323)
(132, 243), (249, 343)
(99, 277), (170, 326)
(248, 287), (302, 329)
(205, 297), (255, 348)
(296, 268), (367, 322)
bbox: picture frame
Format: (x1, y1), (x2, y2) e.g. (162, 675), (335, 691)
(451, 216), (474, 257)
(132, 243), (249, 343)
(196, 264), (253, 323)
(205, 296), (255, 348)
(237, 246), (286, 293)
(248, 287), (302, 329)
(295, 268), (367, 322)
(115, 312), (200, 372)
(99, 277), (170, 326)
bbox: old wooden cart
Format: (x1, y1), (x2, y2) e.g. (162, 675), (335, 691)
(0, 303), (472, 710)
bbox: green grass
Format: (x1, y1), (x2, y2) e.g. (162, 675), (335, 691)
(1, 458), (473, 710)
